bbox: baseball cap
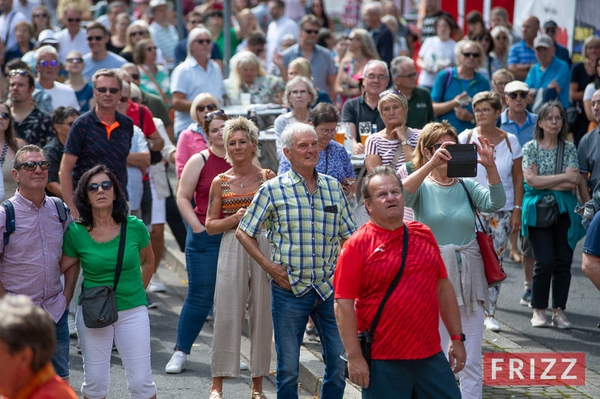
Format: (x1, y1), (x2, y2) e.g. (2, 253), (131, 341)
(149, 0), (167, 10)
(534, 35), (554, 49)
(504, 81), (529, 93)
(38, 29), (58, 45)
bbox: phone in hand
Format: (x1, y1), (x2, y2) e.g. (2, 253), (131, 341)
(447, 144), (477, 177)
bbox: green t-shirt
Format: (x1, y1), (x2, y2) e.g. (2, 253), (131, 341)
(215, 27), (240, 58)
(63, 215), (150, 311)
(407, 87), (436, 129)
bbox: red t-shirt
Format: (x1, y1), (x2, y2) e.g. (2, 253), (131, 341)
(126, 101), (156, 138)
(333, 220), (447, 360)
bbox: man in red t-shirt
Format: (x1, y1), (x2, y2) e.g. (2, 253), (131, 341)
(334, 166), (465, 398)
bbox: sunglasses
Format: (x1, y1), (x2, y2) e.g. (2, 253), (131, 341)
(130, 31), (146, 37)
(195, 39), (211, 45)
(146, 46), (157, 51)
(430, 143), (443, 151)
(95, 86), (120, 94)
(303, 29), (319, 35)
(38, 59), (58, 68)
(130, 73), (140, 80)
(462, 52), (480, 58)
(0, 112), (9, 120)
(87, 35), (104, 42)
(379, 89), (403, 99)
(120, 96), (129, 103)
(8, 69), (28, 77)
(67, 18), (81, 23)
(197, 103), (217, 112)
(87, 180), (113, 192)
(205, 109), (225, 122)
(66, 57), (83, 64)
(15, 161), (50, 171)
(34, 13), (48, 18)
(507, 92), (528, 100)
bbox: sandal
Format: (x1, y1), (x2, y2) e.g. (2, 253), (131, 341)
(209, 390), (222, 399)
(251, 392), (267, 399)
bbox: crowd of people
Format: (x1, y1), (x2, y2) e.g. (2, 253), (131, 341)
(0, 0), (599, 399)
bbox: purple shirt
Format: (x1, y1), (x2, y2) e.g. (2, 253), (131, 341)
(0, 191), (72, 322)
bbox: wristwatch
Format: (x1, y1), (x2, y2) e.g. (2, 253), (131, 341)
(400, 140), (410, 146)
(450, 333), (466, 342)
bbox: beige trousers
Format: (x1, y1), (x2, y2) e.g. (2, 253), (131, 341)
(211, 230), (273, 378)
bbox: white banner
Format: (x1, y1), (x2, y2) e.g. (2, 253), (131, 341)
(513, 0), (576, 52)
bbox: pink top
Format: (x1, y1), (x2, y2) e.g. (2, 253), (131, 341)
(175, 128), (208, 178)
(0, 192), (73, 322)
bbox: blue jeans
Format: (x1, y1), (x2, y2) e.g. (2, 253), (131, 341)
(52, 309), (70, 378)
(174, 228), (222, 354)
(271, 282), (346, 399)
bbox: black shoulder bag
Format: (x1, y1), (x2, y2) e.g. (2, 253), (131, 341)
(535, 140), (564, 228)
(79, 219), (128, 328)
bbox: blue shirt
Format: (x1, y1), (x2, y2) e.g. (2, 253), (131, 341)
(278, 140), (355, 183)
(507, 40), (537, 67)
(82, 52), (127, 82)
(75, 82), (94, 113)
(500, 109), (538, 147)
(583, 211), (600, 257)
(525, 56), (571, 110)
(282, 44), (336, 93)
(430, 67), (491, 132)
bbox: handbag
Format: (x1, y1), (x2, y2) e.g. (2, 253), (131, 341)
(79, 220), (127, 328)
(534, 140), (564, 228)
(458, 179), (507, 287)
(342, 225), (409, 372)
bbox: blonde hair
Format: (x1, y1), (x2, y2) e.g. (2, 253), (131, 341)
(123, 20), (150, 53)
(412, 121), (458, 170)
(288, 57), (312, 78)
(455, 40), (485, 68)
(190, 93), (220, 123)
(377, 91), (408, 114)
(222, 116), (261, 163)
(228, 51), (266, 100)
(350, 28), (380, 60)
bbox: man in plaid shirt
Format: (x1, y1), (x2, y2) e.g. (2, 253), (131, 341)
(237, 122), (356, 399)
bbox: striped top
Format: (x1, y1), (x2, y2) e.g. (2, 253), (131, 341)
(220, 169), (270, 215)
(365, 128), (420, 171)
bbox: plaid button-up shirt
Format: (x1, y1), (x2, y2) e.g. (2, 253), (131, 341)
(239, 169), (356, 300)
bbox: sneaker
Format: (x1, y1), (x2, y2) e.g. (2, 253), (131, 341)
(165, 351), (187, 374)
(147, 277), (167, 293)
(520, 288), (532, 306)
(552, 308), (572, 329)
(240, 361), (249, 370)
(147, 299), (159, 309)
(484, 316), (501, 332)
(531, 309), (549, 328)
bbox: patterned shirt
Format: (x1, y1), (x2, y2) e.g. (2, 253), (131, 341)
(365, 129), (420, 171)
(278, 140), (355, 183)
(149, 22), (178, 61)
(507, 40), (537, 67)
(224, 74), (285, 105)
(238, 168), (356, 299)
(13, 106), (55, 148)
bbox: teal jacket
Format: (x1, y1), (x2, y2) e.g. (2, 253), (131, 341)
(521, 183), (585, 250)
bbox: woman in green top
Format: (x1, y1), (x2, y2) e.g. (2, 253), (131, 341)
(60, 165), (157, 399)
(403, 121), (505, 399)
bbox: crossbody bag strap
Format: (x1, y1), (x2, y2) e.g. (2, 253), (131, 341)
(138, 64), (169, 105)
(555, 140), (565, 175)
(391, 129), (410, 169)
(368, 224), (409, 336)
(113, 218), (128, 291)
(458, 178), (488, 234)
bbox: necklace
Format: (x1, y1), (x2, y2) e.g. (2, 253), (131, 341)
(234, 172), (254, 188)
(427, 174), (457, 186)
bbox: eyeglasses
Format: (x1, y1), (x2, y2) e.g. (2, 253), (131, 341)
(507, 92), (528, 100)
(365, 74), (388, 81)
(67, 18), (81, 23)
(197, 103), (217, 112)
(87, 35), (104, 42)
(130, 31), (145, 37)
(303, 29), (319, 35)
(209, 12), (223, 18)
(397, 72), (418, 79)
(130, 73), (140, 80)
(474, 107), (494, 115)
(34, 13), (47, 18)
(146, 46), (157, 51)
(195, 39), (211, 45)
(205, 109), (225, 122)
(8, 69), (28, 77)
(291, 89), (308, 96)
(493, 80), (509, 86)
(544, 116), (563, 123)
(95, 86), (120, 94)
(430, 143), (443, 151)
(120, 96), (129, 103)
(379, 89), (402, 98)
(462, 52), (480, 58)
(87, 180), (113, 192)
(0, 112), (9, 120)
(15, 161), (50, 171)
(317, 127), (336, 135)
(66, 57), (83, 64)
(38, 59), (58, 68)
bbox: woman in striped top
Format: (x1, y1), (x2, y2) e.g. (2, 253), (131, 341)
(205, 116), (276, 399)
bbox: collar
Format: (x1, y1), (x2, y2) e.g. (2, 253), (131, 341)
(502, 108), (533, 124)
(14, 364), (56, 399)
(287, 167), (321, 187)
(13, 189), (48, 210)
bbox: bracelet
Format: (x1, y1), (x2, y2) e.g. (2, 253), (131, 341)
(514, 205), (522, 210)
(450, 333), (466, 342)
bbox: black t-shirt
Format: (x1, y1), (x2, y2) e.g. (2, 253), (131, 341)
(421, 11), (455, 39)
(342, 94), (385, 141)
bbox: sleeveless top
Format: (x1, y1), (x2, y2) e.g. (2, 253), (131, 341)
(219, 169), (270, 215)
(193, 149), (230, 225)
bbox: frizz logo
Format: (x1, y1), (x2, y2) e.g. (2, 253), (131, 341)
(483, 353), (585, 386)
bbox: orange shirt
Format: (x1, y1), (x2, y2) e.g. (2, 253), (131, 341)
(13, 363), (78, 399)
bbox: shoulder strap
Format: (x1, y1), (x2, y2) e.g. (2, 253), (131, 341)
(200, 151), (207, 163)
(467, 129), (473, 144)
(49, 197), (68, 223)
(1, 199), (15, 256)
(503, 133), (512, 154)
(368, 224), (409, 336)
(139, 107), (144, 131)
(4, 11), (16, 44)
(405, 161), (413, 175)
(441, 67), (453, 100)
(555, 140), (565, 175)
(138, 64), (170, 105)
(458, 179), (488, 234)
(113, 219), (127, 290)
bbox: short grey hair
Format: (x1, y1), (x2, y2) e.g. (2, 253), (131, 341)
(35, 45), (59, 63)
(281, 122), (317, 151)
(390, 56), (414, 78)
(455, 40), (484, 68)
(363, 59), (389, 80)
(491, 25), (513, 47)
(187, 27), (212, 57)
(283, 76), (318, 109)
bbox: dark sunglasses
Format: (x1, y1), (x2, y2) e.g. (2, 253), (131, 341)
(120, 96), (129, 103)
(205, 109), (225, 122)
(130, 73), (140, 80)
(0, 112), (9, 120)
(146, 46), (157, 51)
(87, 35), (104, 42)
(379, 89), (403, 99)
(67, 18), (81, 23)
(195, 39), (211, 45)
(303, 29), (319, 35)
(87, 180), (113, 192)
(507, 92), (528, 100)
(430, 143), (443, 151)
(95, 86), (120, 94)
(462, 52), (480, 58)
(209, 12), (223, 18)
(197, 103), (217, 112)
(66, 57), (83, 64)
(8, 69), (28, 77)
(34, 13), (48, 18)
(130, 31), (146, 37)
(38, 59), (59, 68)
(15, 161), (50, 171)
